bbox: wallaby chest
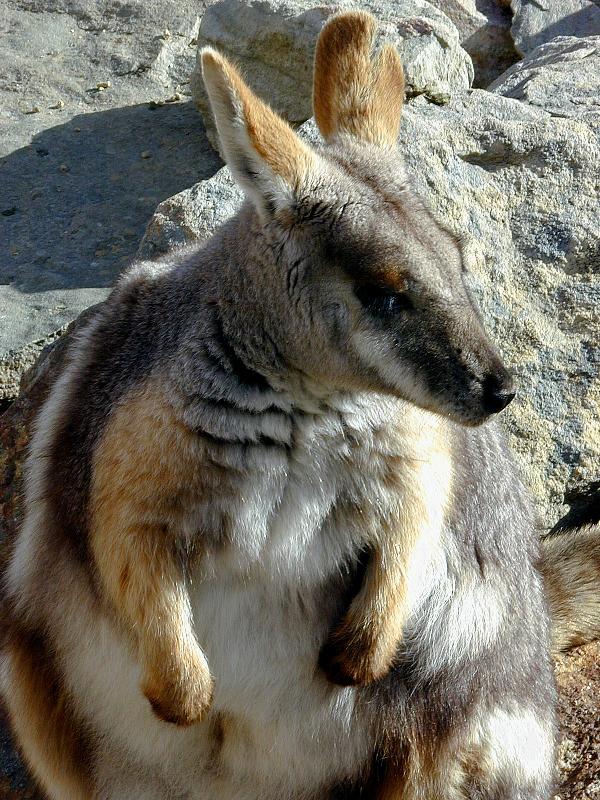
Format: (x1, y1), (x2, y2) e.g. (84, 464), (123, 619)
(195, 396), (411, 583)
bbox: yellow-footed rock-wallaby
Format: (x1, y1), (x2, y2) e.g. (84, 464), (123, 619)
(3, 11), (599, 800)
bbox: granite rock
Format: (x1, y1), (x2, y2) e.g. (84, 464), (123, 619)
(490, 35), (600, 131)
(139, 166), (242, 259)
(510, 0), (600, 56)
(0, 0), (222, 399)
(426, 0), (518, 87)
(555, 641), (600, 800)
(399, 91), (599, 528)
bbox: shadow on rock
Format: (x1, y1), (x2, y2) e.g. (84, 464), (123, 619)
(1, 101), (222, 294)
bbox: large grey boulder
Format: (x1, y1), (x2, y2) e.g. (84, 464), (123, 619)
(140, 90), (600, 528)
(426, 0), (517, 87)
(190, 0), (474, 149)
(490, 35), (600, 131)
(510, 0), (600, 55)
(139, 168), (243, 259)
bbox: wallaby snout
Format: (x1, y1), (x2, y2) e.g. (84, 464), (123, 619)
(481, 370), (516, 414)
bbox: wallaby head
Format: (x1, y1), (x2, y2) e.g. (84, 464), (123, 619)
(201, 10), (514, 425)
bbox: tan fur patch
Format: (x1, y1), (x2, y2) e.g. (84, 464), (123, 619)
(539, 524), (600, 653)
(3, 627), (93, 800)
(313, 11), (405, 147)
(201, 48), (314, 187)
(90, 384), (214, 726)
(321, 412), (453, 685)
(375, 744), (467, 800)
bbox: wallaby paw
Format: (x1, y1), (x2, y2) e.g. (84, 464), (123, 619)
(142, 654), (214, 726)
(318, 624), (395, 687)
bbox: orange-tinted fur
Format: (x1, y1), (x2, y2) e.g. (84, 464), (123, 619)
(202, 49), (314, 187)
(89, 383), (214, 725)
(313, 11), (405, 147)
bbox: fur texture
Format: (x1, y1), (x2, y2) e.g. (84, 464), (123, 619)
(2, 10), (598, 800)
(540, 524), (600, 652)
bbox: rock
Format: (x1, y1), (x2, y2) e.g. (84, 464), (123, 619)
(0, 0), (222, 400)
(510, 0), (600, 56)
(190, 0), (474, 149)
(489, 36), (600, 131)
(426, 0), (518, 87)
(0, 330), (64, 402)
(139, 168), (243, 259)
(139, 120), (321, 256)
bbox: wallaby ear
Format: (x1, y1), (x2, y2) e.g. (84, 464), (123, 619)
(313, 11), (405, 148)
(201, 47), (315, 217)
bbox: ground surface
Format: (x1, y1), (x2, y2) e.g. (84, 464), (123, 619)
(1, 0), (221, 369)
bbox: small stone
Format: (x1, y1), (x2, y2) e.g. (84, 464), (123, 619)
(140, 150), (152, 159)
(96, 81), (111, 91)
(165, 93), (181, 103)
(148, 100), (165, 109)
(50, 99), (65, 109)
(163, 28), (171, 39)
(74, 127), (81, 132)
(58, 163), (70, 172)
(24, 106), (40, 114)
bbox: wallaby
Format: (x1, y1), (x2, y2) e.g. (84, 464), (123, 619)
(2, 10), (599, 800)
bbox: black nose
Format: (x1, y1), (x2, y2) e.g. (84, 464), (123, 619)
(482, 373), (516, 414)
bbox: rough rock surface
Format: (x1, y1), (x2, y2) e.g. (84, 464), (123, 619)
(555, 642), (600, 799)
(510, 0), (600, 56)
(426, 0), (518, 87)
(0, 0), (222, 398)
(490, 35), (600, 129)
(399, 92), (599, 529)
(190, 0), (474, 149)
(139, 167), (242, 259)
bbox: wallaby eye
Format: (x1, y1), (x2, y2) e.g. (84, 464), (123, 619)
(355, 284), (413, 318)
